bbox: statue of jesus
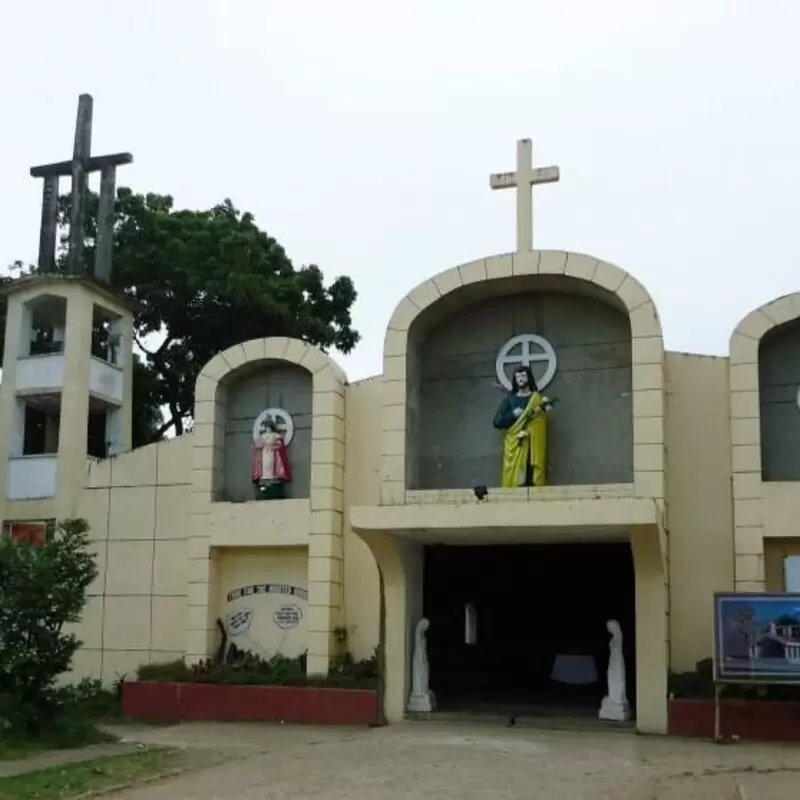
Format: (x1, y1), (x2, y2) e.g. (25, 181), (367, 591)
(252, 416), (292, 500)
(492, 365), (552, 487)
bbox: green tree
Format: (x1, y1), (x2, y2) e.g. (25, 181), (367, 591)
(3, 189), (360, 443)
(0, 519), (98, 734)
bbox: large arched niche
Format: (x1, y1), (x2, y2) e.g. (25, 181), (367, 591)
(729, 294), (800, 590)
(730, 294), (800, 484)
(759, 318), (800, 481)
(410, 276), (632, 489)
(192, 337), (347, 506)
(220, 360), (313, 500)
(381, 251), (665, 501)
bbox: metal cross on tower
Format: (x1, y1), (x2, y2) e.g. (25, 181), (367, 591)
(29, 94), (133, 282)
(490, 139), (559, 253)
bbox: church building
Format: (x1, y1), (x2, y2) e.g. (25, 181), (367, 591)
(2, 98), (799, 735)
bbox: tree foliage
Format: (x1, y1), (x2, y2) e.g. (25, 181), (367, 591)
(3, 188), (360, 444)
(0, 519), (98, 734)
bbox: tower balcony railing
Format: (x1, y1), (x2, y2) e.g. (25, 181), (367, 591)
(6, 455), (57, 500)
(14, 353), (124, 405)
(89, 356), (123, 404)
(15, 353), (65, 394)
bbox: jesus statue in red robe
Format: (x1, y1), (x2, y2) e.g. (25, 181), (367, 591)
(252, 417), (292, 499)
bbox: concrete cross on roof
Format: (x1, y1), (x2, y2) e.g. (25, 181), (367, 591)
(29, 94), (133, 282)
(490, 138), (559, 253)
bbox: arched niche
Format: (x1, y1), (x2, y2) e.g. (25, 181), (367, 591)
(408, 276), (633, 489)
(759, 318), (800, 481)
(381, 251), (666, 502)
(193, 337), (347, 506)
(222, 361), (313, 500)
(189, 338), (348, 674)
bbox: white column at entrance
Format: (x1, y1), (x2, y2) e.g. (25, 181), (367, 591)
(631, 525), (668, 734)
(490, 139), (560, 253)
(356, 531), (423, 722)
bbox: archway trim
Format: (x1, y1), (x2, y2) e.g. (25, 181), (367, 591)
(187, 337), (348, 674)
(729, 293), (800, 590)
(379, 250), (666, 505)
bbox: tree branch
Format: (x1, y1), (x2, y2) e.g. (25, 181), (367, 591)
(153, 416), (177, 440)
(154, 336), (175, 359)
(171, 403), (184, 436)
(133, 335), (154, 357)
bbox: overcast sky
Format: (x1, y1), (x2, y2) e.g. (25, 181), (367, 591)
(2, 1), (798, 380)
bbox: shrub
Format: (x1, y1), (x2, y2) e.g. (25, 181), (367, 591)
(0, 519), (98, 734)
(137, 652), (378, 689)
(668, 658), (800, 701)
(136, 660), (192, 683)
(57, 678), (122, 720)
(327, 652), (379, 686)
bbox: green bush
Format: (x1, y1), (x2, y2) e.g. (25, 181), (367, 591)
(57, 678), (122, 720)
(0, 713), (115, 753)
(0, 681), (120, 754)
(137, 652), (378, 690)
(0, 519), (98, 735)
(668, 658), (800, 701)
(136, 660), (193, 683)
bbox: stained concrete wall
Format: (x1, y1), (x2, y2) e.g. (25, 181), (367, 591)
(665, 352), (734, 672)
(413, 292), (633, 489)
(759, 319), (800, 481)
(223, 364), (313, 501)
(342, 377), (382, 660)
(68, 434), (192, 684)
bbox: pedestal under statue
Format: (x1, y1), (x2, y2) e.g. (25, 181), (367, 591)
(408, 618), (436, 713)
(252, 415), (292, 500)
(599, 619), (631, 722)
(493, 365), (553, 487)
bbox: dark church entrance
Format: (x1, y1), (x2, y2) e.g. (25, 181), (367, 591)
(423, 541), (636, 718)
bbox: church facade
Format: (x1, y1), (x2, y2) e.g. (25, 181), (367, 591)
(2, 130), (800, 735)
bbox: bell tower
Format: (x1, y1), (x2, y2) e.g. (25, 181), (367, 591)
(0, 94), (135, 523)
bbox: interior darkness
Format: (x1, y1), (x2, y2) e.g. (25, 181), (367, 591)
(87, 411), (108, 459)
(423, 542), (636, 717)
(23, 406), (47, 454)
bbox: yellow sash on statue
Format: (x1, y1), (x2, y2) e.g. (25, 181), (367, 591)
(500, 391), (548, 488)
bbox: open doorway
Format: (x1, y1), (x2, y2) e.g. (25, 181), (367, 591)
(423, 542), (636, 718)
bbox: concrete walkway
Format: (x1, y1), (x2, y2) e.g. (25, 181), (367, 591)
(105, 720), (799, 799)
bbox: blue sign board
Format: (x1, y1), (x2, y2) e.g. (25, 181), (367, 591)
(714, 592), (800, 683)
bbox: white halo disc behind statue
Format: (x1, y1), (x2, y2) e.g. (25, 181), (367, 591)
(496, 333), (558, 392)
(252, 408), (294, 447)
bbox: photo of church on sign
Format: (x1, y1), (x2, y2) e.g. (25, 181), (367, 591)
(715, 593), (800, 682)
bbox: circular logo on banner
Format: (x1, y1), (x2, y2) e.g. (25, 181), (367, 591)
(273, 604), (303, 630)
(226, 608), (253, 636)
(496, 334), (558, 391)
(252, 407), (294, 446)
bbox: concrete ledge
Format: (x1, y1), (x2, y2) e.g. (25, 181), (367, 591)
(351, 494), (657, 542)
(405, 484), (634, 506)
(204, 498), (311, 547)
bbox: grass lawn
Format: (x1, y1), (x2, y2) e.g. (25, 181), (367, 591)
(0, 724), (116, 762)
(0, 748), (177, 800)
(0, 740), (55, 761)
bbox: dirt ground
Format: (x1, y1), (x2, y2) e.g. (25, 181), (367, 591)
(101, 719), (800, 799)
